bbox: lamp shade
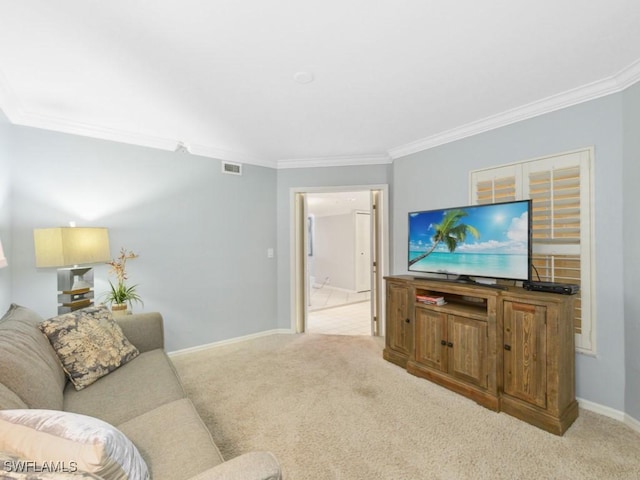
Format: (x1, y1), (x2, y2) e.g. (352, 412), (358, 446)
(0, 237), (7, 268)
(34, 227), (110, 267)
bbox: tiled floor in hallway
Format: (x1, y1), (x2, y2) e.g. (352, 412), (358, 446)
(307, 300), (372, 336)
(308, 284), (370, 311)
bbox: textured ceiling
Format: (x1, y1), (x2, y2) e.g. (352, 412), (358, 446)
(1, 1), (639, 168)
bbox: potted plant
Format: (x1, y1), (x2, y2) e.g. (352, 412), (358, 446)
(104, 248), (143, 314)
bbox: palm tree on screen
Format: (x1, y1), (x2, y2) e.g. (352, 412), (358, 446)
(408, 209), (480, 267)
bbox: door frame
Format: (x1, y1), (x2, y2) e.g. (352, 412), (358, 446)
(289, 184), (389, 335)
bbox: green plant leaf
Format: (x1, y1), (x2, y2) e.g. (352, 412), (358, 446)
(102, 280), (144, 309)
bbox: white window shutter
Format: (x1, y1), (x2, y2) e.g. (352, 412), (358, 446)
(470, 148), (595, 353)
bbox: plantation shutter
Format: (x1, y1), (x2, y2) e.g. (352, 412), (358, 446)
(524, 158), (584, 339)
(470, 149), (594, 353)
(470, 165), (519, 204)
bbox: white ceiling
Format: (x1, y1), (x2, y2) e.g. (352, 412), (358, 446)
(307, 191), (371, 218)
(1, 1), (639, 169)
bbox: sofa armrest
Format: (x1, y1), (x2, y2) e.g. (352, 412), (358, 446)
(115, 312), (165, 352)
(188, 452), (281, 480)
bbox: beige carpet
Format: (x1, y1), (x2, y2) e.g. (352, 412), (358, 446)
(172, 334), (640, 480)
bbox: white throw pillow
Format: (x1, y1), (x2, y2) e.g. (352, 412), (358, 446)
(0, 449), (102, 478)
(0, 409), (149, 480)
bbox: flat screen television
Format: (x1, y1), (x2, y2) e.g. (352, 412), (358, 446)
(408, 200), (532, 283)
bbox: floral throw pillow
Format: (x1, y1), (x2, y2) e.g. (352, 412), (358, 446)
(38, 306), (139, 391)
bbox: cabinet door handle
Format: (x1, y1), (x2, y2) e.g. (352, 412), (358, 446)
(405, 318), (410, 323)
(447, 342), (453, 348)
(440, 340), (447, 346)
(504, 344), (511, 351)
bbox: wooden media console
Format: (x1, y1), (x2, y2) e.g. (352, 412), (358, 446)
(383, 275), (578, 435)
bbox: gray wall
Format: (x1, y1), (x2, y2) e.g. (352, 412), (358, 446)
(392, 94), (626, 411)
(2, 87), (639, 418)
(0, 113), (11, 308)
(3, 121), (278, 352)
(276, 165), (391, 329)
(623, 82), (640, 420)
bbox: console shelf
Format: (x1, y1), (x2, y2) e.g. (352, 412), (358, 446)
(416, 301), (488, 321)
(383, 275), (578, 435)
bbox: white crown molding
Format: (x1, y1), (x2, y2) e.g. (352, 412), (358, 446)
(0, 99), (175, 155)
(0, 71), (177, 151)
(186, 143), (276, 169)
(0, 70), (23, 122)
(0, 71), (274, 167)
(615, 57), (640, 90)
(277, 153), (392, 169)
(3, 58), (640, 168)
(389, 61), (640, 160)
(0, 104), (275, 167)
(15, 110), (178, 152)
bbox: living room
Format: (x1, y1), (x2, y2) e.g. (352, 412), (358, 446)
(1, 2), (640, 478)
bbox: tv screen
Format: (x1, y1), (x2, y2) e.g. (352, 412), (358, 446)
(408, 200), (532, 282)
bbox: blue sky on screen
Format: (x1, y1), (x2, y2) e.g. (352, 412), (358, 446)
(409, 202), (529, 255)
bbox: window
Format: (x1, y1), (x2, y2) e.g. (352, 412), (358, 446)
(470, 148), (595, 353)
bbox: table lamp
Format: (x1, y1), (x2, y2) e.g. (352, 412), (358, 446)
(34, 227), (110, 313)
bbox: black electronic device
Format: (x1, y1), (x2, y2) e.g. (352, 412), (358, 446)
(523, 280), (580, 295)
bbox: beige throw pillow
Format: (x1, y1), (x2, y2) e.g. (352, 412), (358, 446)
(39, 306), (139, 391)
(0, 409), (149, 480)
(1, 450), (102, 479)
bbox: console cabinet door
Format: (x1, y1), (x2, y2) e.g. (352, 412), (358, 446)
(448, 315), (488, 389)
(387, 282), (412, 356)
(414, 307), (447, 372)
(503, 301), (547, 408)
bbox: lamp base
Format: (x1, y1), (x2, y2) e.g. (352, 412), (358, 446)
(57, 267), (95, 314)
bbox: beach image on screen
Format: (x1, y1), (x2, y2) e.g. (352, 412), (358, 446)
(408, 201), (530, 280)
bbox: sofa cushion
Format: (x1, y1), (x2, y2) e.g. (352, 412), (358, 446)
(0, 382), (28, 410)
(117, 399), (224, 480)
(0, 409), (149, 480)
(64, 349), (186, 426)
(114, 313), (165, 353)
(0, 304), (66, 409)
(39, 306), (139, 391)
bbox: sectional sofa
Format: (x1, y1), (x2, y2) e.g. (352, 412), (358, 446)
(0, 304), (281, 480)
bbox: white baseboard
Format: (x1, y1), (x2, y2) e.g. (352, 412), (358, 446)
(577, 397), (626, 421)
(168, 328), (294, 357)
(577, 396), (640, 434)
(624, 413), (640, 433)
(311, 284), (356, 293)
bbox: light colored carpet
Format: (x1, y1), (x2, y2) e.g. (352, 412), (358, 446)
(172, 334), (640, 480)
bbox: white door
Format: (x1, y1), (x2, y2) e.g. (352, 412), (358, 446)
(355, 211), (371, 293)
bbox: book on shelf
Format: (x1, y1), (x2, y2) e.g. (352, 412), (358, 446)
(416, 294), (446, 306)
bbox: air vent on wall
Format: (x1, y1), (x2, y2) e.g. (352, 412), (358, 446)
(221, 161), (242, 175)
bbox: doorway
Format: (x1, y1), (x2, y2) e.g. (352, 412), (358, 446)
(306, 192), (371, 335)
(291, 185), (388, 337)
